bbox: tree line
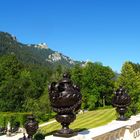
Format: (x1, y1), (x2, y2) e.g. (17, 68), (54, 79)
(0, 54), (140, 118)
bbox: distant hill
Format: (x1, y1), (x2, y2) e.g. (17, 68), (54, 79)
(0, 32), (85, 68)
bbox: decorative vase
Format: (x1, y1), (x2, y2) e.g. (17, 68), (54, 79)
(49, 73), (82, 137)
(112, 87), (131, 121)
(24, 115), (38, 140)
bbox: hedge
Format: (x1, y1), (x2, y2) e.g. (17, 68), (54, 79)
(0, 112), (56, 128)
(0, 112), (32, 128)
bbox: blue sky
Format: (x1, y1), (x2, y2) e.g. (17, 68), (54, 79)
(0, 0), (140, 72)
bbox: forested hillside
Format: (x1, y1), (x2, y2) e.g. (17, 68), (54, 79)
(0, 32), (84, 68)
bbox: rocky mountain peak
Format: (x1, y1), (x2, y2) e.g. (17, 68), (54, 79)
(35, 43), (48, 49)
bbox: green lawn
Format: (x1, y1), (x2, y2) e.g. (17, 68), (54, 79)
(39, 108), (116, 136)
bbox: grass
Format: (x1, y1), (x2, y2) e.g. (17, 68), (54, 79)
(39, 108), (116, 136)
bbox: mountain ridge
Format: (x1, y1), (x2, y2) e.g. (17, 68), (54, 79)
(0, 32), (85, 68)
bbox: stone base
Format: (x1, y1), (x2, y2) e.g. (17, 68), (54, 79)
(45, 134), (85, 140)
(117, 117), (128, 121)
(54, 131), (77, 138)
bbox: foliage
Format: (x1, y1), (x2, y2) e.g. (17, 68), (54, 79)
(0, 53), (116, 115)
(71, 62), (115, 110)
(115, 61), (140, 117)
(0, 112), (31, 127)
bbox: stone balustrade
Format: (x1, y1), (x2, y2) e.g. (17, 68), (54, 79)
(45, 114), (140, 140)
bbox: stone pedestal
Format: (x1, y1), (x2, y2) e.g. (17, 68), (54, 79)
(45, 134), (85, 140)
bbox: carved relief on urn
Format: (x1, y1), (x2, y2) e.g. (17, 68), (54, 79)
(112, 87), (131, 121)
(49, 73), (82, 137)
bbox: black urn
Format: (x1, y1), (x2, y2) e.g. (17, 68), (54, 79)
(24, 115), (38, 140)
(112, 87), (131, 121)
(49, 73), (82, 137)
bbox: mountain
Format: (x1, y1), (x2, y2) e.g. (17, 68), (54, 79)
(0, 32), (84, 68)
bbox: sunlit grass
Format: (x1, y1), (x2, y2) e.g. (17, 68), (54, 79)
(39, 108), (116, 136)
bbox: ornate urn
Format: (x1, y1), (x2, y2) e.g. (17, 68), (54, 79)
(24, 115), (38, 140)
(112, 87), (131, 120)
(49, 73), (82, 137)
